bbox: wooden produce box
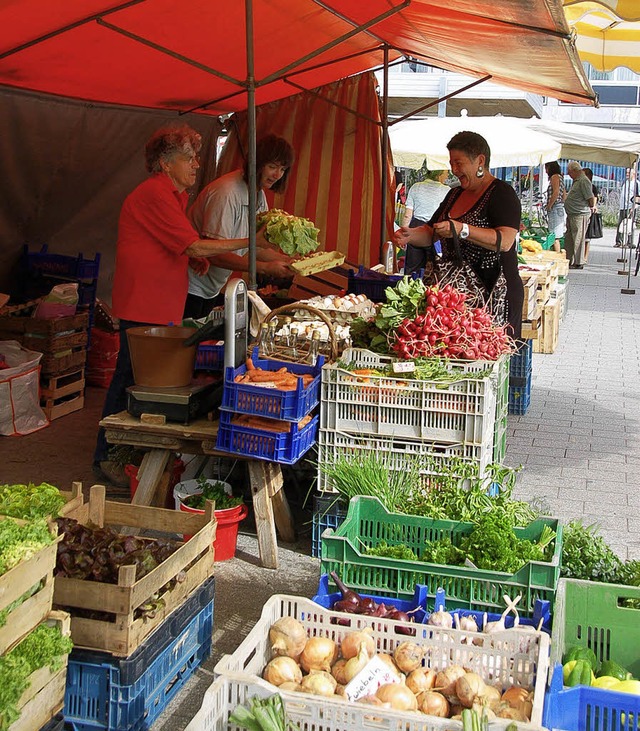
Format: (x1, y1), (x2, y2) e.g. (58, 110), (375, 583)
(521, 303), (541, 341)
(40, 368), (85, 421)
(10, 611), (71, 731)
(287, 263), (354, 300)
(520, 272), (538, 321)
(0, 312), (89, 343)
(58, 482), (85, 517)
(522, 250), (570, 277)
(54, 484), (216, 656)
(533, 298), (560, 354)
(0, 518), (60, 655)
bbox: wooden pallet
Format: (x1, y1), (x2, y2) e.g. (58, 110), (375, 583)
(54, 484), (216, 655)
(11, 611), (71, 731)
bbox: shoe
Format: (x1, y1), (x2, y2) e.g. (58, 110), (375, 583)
(569, 264), (584, 270)
(93, 460), (129, 487)
(614, 242), (622, 247)
(629, 243), (637, 249)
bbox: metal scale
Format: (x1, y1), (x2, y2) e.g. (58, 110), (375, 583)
(126, 279), (248, 424)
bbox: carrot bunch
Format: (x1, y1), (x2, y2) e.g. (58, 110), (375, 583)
(233, 359), (315, 392)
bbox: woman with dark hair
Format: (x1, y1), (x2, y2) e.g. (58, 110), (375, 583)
(544, 160), (566, 253)
(394, 131), (523, 338)
(185, 133), (295, 318)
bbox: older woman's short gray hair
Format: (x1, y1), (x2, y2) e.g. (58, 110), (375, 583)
(145, 124), (202, 173)
(567, 161), (583, 174)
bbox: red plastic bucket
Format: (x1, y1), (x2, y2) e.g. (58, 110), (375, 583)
(178, 499), (249, 561)
(126, 460), (185, 501)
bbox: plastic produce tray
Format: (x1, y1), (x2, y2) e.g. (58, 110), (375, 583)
(347, 265), (402, 302)
(222, 348), (323, 421)
(195, 341), (224, 371)
(214, 594), (550, 731)
(215, 410), (318, 464)
(321, 348), (503, 444)
(509, 377), (532, 415)
(316, 427), (493, 493)
(542, 578), (640, 731)
(24, 244), (101, 280)
(64, 577), (215, 731)
(510, 339), (533, 381)
(493, 353), (509, 463)
(320, 496), (563, 617)
(311, 492), (348, 558)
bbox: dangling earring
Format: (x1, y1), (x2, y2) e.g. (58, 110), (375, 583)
(476, 166), (485, 178)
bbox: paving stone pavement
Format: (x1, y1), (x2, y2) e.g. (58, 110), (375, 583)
(505, 226), (640, 561)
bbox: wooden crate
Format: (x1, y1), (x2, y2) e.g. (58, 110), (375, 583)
(533, 298), (560, 354)
(40, 348), (87, 376)
(521, 273), (538, 320)
(521, 304), (541, 341)
(10, 611), (71, 731)
(58, 482), (85, 517)
(54, 484), (216, 656)
(0, 519), (60, 655)
(0, 312), (89, 340)
(522, 250), (570, 277)
(41, 368), (85, 421)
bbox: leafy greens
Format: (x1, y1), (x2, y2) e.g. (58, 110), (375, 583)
(257, 209), (320, 256)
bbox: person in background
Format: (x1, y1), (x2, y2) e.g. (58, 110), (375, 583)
(563, 161), (597, 270)
(615, 168), (639, 249)
(401, 169), (450, 274)
(394, 131), (523, 338)
(184, 134), (295, 319)
(544, 160), (566, 253)
(582, 168), (598, 263)
(94, 124), (272, 485)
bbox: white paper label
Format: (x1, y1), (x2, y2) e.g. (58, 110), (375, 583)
(344, 656), (403, 701)
(392, 360), (416, 373)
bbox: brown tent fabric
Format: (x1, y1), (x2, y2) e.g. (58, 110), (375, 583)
(217, 73), (394, 268)
(0, 87), (222, 299)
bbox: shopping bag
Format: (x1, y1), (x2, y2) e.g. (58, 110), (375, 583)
(586, 211), (603, 239)
(0, 340), (48, 435)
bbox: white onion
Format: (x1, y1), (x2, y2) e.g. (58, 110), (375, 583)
(406, 668), (436, 695)
(428, 610), (453, 629)
(435, 665), (466, 699)
(300, 670), (337, 697)
(263, 656), (303, 686)
(340, 629), (376, 660)
(300, 637), (338, 672)
(418, 690), (450, 717)
(376, 683), (418, 711)
(269, 617), (307, 659)
(393, 642), (423, 673)
(331, 658), (349, 685)
(456, 672), (486, 708)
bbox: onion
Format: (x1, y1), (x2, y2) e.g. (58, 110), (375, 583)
(472, 700), (496, 720)
(377, 654), (401, 675)
(376, 683), (418, 711)
(435, 665), (466, 699)
(263, 656), (303, 686)
(417, 690), (450, 717)
(496, 703), (529, 722)
(406, 668), (436, 695)
(427, 610), (453, 629)
(269, 617), (307, 659)
(343, 644), (371, 684)
(300, 637), (338, 672)
(455, 614), (479, 633)
(482, 685), (502, 709)
(456, 672), (486, 708)
(393, 641), (423, 673)
(331, 658), (349, 685)
(501, 686), (533, 719)
(300, 670), (337, 697)
(340, 629), (376, 660)
(278, 681), (301, 692)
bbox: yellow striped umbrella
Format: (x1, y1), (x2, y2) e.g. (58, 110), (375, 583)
(563, 1), (640, 73)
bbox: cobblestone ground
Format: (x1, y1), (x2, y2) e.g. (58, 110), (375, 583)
(506, 227), (640, 560)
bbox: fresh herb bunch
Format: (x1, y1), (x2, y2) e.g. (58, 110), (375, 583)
(0, 624), (72, 731)
(375, 276), (426, 332)
(348, 317), (389, 353)
(0, 518), (53, 576)
(183, 478), (242, 511)
(560, 521), (624, 583)
(0, 482), (64, 520)
(366, 541), (418, 561)
(230, 693), (299, 731)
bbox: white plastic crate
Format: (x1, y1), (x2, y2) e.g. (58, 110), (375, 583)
(212, 594), (549, 731)
(316, 427), (493, 492)
(321, 349), (503, 444)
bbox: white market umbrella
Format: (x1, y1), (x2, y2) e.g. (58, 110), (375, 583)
(563, 1), (640, 73)
(389, 115), (562, 171)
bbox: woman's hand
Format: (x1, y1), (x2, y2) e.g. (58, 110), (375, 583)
(432, 219), (457, 240)
(189, 257), (209, 275)
(394, 224), (432, 248)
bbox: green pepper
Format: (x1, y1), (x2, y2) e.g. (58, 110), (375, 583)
(598, 660), (632, 681)
(563, 659), (594, 687)
(563, 645), (598, 672)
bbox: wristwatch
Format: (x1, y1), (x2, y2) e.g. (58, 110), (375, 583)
(460, 223), (470, 239)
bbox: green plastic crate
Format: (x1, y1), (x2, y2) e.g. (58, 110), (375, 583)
(492, 354), (509, 463)
(534, 232), (557, 250)
(550, 578), (640, 678)
(321, 496), (563, 617)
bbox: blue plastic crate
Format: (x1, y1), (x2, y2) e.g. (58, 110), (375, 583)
(195, 341), (224, 371)
(25, 244), (101, 280)
(347, 266), (402, 302)
(510, 339), (533, 380)
(509, 378), (532, 415)
(222, 348), (323, 421)
(311, 493), (348, 558)
(40, 715), (65, 731)
(216, 410), (318, 464)
(64, 586), (214, 731)
(544, 664), (640, 731)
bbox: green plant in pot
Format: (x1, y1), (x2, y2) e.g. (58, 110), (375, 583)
(182, 476), (243, 512)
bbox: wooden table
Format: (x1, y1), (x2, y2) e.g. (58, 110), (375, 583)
(99, 411), (295, 568)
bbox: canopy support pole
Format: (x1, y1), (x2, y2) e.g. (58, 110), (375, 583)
(380, 44), (390, 259)
(246, 0), (257, 291)
(623, 157), (639, 295)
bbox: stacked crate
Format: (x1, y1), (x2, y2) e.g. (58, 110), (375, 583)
(314, 348), (507, 556)
(215, 348), (322, 464)
(57, 485), (216, 730)
(509, 340), (533, 415)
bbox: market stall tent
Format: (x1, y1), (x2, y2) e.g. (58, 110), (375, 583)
(389, 115), (563, 171)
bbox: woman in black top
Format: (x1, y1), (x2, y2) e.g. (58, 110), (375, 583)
(395, 131), (523, 338)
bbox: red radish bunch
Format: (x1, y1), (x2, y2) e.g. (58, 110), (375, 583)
(392, 284), (513, 361)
